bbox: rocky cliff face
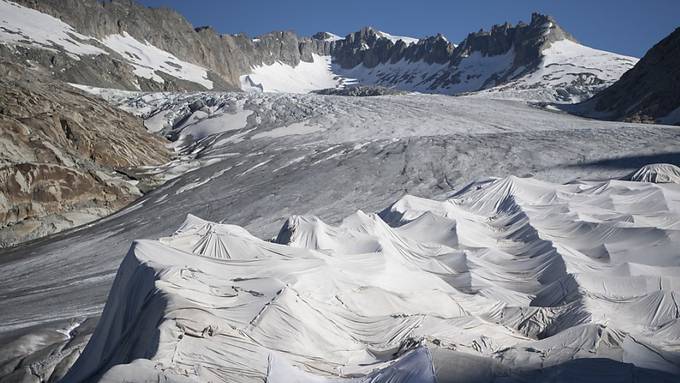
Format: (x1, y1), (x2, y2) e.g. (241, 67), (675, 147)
(576, 27), (680, 124)
(329, 27), (453, 69)
(6, 0), (329, 91)
(330, 13), (572, 73)
(453, 13), (575, 79)
(0, 60), (171, 246)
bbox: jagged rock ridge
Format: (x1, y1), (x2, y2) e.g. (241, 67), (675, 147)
(325, 14), (636, 102)
(1, 1), (637, 102)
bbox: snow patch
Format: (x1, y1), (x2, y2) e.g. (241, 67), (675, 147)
(240, 54), (342, 93)
(448, 48), (516, 93)
(177, 104), (253, 141)
(0, 0), (106, 59)
(320, 32), (343, 42)
(332, 58), (448, 92)
(476, 39), (639, 103)
(376, 30), (419, 45)
(101, 32), (213, 89)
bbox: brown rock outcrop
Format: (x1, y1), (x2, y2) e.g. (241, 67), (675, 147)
(0, 61), (171, 246)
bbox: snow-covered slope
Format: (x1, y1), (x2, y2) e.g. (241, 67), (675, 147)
(0, 0), (106, 58)
(240, 54), (343, 93)
(375, 30), (419, 45)
(318, 32), (343, 42)
(475, 39), (638, 102)
(63, 174), (680, 382)
(0, 0), (215, 90)
(101, 32), (213, 89)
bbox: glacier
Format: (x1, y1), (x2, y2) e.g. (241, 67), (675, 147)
(2, 90), (680, 382)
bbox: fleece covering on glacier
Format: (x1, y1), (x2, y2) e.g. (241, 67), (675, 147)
(65, 176), (680, 382)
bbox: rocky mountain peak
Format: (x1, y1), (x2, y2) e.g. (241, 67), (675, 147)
(530, 12), (554, 26)
(0, 1), (636, 103)
(311, 31), (340, 41)
(194, 25), (215, 34)
(329, 26), (451, 68)
(457, 12), (574, 59)
(347, 26), (383, 45)
(323, 12), (635, 102)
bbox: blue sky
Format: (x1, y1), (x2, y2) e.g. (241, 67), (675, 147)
(138, 0), (679, 57)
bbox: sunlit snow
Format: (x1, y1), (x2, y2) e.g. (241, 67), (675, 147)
(101, 32), (213, 89)
(240, 54), (342, 93)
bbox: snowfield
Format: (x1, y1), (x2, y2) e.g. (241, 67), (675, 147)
(474, 39), (638, 102)
(240, 54), (343, 93)
(101, 32), (214, 89)
(0, 0), (106, 58)
(375, 30), (420, 45)
(1, 90), (680, 382)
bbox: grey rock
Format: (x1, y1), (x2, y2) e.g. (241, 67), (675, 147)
(10, 0), (330, 90)
(326, 14), (583, 94)
(313, 85), (406, 96)
(0, 60), (171, 247)
(575, 27), (680, 124)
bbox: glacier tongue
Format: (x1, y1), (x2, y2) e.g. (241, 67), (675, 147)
(64, 175), (680, 382)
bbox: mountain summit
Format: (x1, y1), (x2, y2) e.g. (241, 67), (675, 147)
(316, 13), (621, 101)
(245, 13), (637, 102)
